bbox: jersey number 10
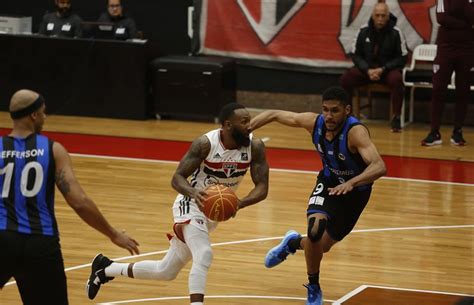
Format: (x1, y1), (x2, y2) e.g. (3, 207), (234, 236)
(0, 162), (44, 198)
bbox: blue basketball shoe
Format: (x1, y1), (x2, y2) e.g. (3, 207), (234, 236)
(304, 283), (323, 305)
(264, 230), (301, 268)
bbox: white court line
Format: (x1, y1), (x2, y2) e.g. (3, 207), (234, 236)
(332, 284), (474, 305)
(96, 294), (325, 304)
(70, 153), (474, 187)
(332, 285), (369, 305)
(4, 224), (473, 288)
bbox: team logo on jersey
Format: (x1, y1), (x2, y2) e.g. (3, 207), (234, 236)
(223, 163), (238, 177)
(213, 153), (222, 159)
(241, 152), (248, 161)
(338, 153), (346, 161)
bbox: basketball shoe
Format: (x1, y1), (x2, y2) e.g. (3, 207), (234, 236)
(264, 230), (301, 268)
(304, 283), (323, 305)
(86, 253), (114, 300)
(421, 129), (442, 146)
(451, 128), (466, 146)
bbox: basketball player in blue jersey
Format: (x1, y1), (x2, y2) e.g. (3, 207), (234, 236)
(250, 86), (386, 305)
(86, 103), (269, 305)
(0, 89), (139, 305)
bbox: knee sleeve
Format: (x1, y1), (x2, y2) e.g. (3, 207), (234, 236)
(307, 217), (327, 242)
(183, 223), (214, 294)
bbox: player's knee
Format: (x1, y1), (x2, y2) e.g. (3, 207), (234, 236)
(307, 217), (327, 243)
(194, 246), (213, 269)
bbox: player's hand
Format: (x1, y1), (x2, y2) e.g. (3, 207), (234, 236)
(191, 189), (208, 210)
(328, 182), (354, 196)
(232, 200), (242, 218)
(111, 229), (140, 255)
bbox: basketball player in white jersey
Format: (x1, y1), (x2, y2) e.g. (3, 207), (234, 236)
(86, 103), (269, 305)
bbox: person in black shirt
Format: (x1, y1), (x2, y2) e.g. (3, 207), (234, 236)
(38, 0), (83, 38)
(97, 0), (138, 40)
(340, 3), (408, 132)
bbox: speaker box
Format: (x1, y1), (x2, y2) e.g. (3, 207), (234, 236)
(151, 55), (236, 122)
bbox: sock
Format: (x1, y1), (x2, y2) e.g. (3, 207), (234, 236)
(191, 303), (203, 305)
(288, 237), (303, 252)
(105, 263), (130, 277)
(308, 272), (320, 288)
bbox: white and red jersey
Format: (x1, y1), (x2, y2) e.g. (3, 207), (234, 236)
(190, 128), (252, 192)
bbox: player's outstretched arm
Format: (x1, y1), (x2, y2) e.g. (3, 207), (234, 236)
(250, 110), (318, 134)
(171, 135), (211, 207)
(328, 126), (386, 195)
(238, 138), (269, 210)
(53, 142), (140, 255)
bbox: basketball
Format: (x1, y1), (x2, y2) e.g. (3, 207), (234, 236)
(202, 184), (239, 221)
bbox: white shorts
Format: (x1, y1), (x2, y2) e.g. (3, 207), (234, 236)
(172, 194), (218, 234)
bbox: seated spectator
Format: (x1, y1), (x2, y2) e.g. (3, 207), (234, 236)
(38, 0), (82, 38)
(97, 0), (138, 40)
(340, 3), (408, 132)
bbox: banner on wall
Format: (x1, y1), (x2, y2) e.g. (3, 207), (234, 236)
(198, 0), (438, 68)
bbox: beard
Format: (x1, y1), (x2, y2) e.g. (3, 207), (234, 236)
(231, 129), (250, 147)
(56, 6), (71, 17)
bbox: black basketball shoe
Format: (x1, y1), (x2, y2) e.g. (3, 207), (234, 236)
(86, 253), (114, 300)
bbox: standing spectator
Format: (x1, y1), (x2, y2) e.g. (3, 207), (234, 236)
(97, 0), (138, 40)
(421, 0), (474, 146)
(340, 3), (408, 132)
(38, 0), (83, 38)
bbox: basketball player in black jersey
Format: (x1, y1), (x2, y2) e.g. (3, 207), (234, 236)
(250, 86), (386, 305)
(0, 89), (139, 304)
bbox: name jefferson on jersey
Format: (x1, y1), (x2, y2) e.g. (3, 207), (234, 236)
(1, 149), (45, 159)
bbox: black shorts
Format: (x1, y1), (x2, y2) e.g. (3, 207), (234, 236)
(306, 177), (372, 241)
(0, 231), (68, 305)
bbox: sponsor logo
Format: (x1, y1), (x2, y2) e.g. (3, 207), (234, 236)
(329, 167), (354, 176)
(213, 153), (222, 159)
(328, 150), (334, 155)
(315, 196), (325, 206)
(204, 175), (219, 186)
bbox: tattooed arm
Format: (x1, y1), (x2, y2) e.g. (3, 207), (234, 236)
(53, 142), (139, 255)
(171, 135), (211, 207)
(238, 138), (269, 210)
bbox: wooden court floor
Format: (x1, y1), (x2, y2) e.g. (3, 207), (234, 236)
(0, 112), (473, 304)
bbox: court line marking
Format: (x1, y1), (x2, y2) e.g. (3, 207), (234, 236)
(332, 284), (474, 305)
(70, 153), (474, 187)
(96, 294), (327, 304)
(4, 224), (472, 287)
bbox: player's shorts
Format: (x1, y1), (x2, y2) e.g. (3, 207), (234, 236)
(0, 231), (68, 304)
(306, 177), (372, 241)
(172, 194), (218, 235)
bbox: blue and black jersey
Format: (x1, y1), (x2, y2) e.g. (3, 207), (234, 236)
(312, 115), (371, 191)
(0, 134), (57, 236)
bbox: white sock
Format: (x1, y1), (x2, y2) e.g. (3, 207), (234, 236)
(104, 262), (130, 277)
(191, 302), (203, 305)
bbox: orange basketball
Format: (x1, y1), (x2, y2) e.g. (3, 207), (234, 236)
(202, 184), (239, 221)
